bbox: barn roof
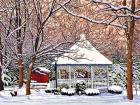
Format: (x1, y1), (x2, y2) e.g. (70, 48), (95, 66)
(35, 67), (51, 73)
(56, 34), (112, 65)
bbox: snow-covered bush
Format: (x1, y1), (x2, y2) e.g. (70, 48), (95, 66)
(45, 89), (52, 93)
(52, 89), (60, 95)
(67, 88), (75, 96)
(108, 85), (123, 94)
(85, 88), (100, 96)
(2, 68), (17, 86)
(75, 80), (86, 95)
(61, 88), (68, 95)
(61, 88), (75, 96)
(109, 64), (126, 88)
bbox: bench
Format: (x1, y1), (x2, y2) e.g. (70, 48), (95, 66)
(30, 82), (48, 89)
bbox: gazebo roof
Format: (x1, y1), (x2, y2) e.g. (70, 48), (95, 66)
(56, 34), (112, 65)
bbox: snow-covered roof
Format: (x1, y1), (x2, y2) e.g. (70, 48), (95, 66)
(35, 67), (51, 73)
(56, 34), (112, 65)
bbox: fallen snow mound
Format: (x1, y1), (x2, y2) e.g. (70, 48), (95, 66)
(108, 85), (123, 94)
(85, 88), (100, 96)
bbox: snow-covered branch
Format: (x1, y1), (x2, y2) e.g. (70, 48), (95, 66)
(92, 0), (132, 12)
(36, 41), (74, 57)
(55, 0), (140, 29)
(55, 1), (128, 29)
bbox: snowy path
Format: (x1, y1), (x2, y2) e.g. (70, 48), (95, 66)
(0, 92), (140, 105)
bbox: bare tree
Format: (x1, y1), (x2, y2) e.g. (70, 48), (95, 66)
(122, 0), (135, 100)
(15, 0), (24, 88)
(25, 0), (75, 95)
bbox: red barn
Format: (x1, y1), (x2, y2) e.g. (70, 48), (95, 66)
(32, 67), (51, 83)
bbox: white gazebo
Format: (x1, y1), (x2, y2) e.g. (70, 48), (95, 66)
(55, 34), (112, 88)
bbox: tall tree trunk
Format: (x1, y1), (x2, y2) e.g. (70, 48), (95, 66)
(17, 46), (23, 88)
(126, 0), (135, 100)
(126, 34), (133, 100)
(15, 0), (23, 88)
(26, 0), (43, 95)
(123, 0), (135, 100)
(0, 37), (4, 91)
(26, 22), (40, 95)
(26, 55), (36, 95)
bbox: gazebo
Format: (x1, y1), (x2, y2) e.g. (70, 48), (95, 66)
(55, 34), (112, 89)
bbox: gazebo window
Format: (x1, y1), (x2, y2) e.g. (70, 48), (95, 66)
(94, 68), (107, 78)
(75, 69), (88, 78)
(60, 69), (69, 79)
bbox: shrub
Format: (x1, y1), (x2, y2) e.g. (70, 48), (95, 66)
(85, 88), (100, 96)
(75, 80), (86, 95)
(61, 88), (68, 95)
(108, 85), (123, 94)
(61, 88), (75, 96)
(45, 89), (60, 94)
(45, 90), (52, 93)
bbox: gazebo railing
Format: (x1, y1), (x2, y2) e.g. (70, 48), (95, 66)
(57, 78), (108, 88)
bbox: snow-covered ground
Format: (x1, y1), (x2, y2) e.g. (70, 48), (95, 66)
(0, 87), (140, 105)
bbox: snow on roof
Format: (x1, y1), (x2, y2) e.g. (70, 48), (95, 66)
(56, 34), (112, 65)
(35, 67), (51, 73)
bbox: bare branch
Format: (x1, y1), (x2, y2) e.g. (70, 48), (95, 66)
(55, 1), (127, 29)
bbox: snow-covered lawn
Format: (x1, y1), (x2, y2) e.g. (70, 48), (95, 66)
(0, 88), (140, 105)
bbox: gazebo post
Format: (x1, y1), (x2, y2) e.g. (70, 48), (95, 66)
(106, 66), (109, 89)
(68, 65), (71, 88)
(54, 59), (58, 89)
(107, 66), (109, 89)
(74, 69), (76, 87)
(91, 65), (94, 88)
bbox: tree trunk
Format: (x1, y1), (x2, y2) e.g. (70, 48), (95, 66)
(0, 37), (4, 91)
(126, 36), (133, 100)
(126, 0), (135, 100)
(26, 66), (32, 95)
(15, 0), (23, 88)
(18, 51), (23, 88)
(26, 55), (36, 95)
(0, 67), (4, 91)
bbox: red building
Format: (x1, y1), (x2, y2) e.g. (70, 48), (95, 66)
(32, 67), (50, 83)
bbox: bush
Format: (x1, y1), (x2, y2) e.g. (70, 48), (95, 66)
(45, 90), (52, 93)
(108, 90), (122, 94)
(52, 89), (59, 93)
(45, 89), (60, 94)
(61, 88), (75, 96)
(61, 88), (68, 95)
(108, 85), (123, 94)
(75, 80), (86, 95)
(85, 88), (100, 96)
